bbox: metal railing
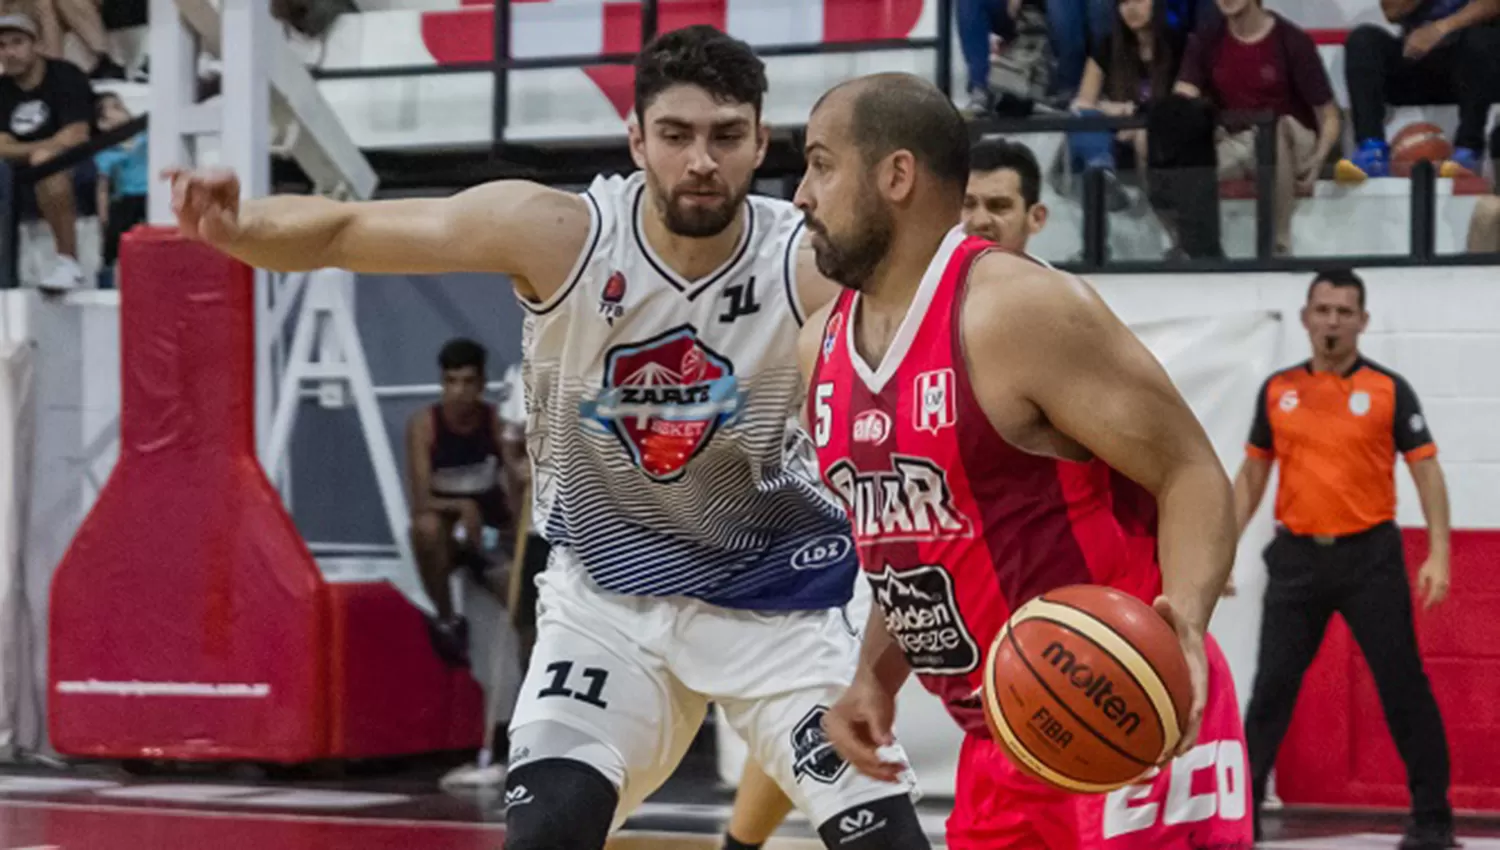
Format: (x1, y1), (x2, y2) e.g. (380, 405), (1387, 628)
(965, 110), (1498, 275)
(311, 0), (955, 157)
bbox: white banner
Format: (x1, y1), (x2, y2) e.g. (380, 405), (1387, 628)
(716, 309), (1283, 797)
(0, 340), (35, 757)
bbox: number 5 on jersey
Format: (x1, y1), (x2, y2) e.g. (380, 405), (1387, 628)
(813, 384), (835, 448)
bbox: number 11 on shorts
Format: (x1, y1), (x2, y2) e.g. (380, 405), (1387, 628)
(537, 660), (611, 709)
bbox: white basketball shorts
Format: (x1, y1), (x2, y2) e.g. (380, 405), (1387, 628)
(507, 546), (916, 831)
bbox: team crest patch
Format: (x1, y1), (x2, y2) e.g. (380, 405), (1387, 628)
(599, 271), (627, 325)
(579, 325), (742, 482)
(790, 705), (850, 785)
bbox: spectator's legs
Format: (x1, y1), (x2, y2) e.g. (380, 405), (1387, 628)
(957, 0), (1003, 109)
(1344, 25), (1403, 147)
(53, 0), (109, 66)
(411, 509), (458, 621)
(1274, 116), (1318, 255)
(1467, 196), (1500, 252)
(1046, 0), (1090, 98)
(1446, 23), (1500, 160)
(1086, 0), (1114, 53)
(34, 169), (77, 260)
(1337, 24), (1404, 181)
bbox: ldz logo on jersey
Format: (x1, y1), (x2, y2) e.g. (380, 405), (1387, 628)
(580, 325), (742, 481)
(824, 456), (973, 542)
(867, 564), (980, 675)
(790, 705), (849, 785)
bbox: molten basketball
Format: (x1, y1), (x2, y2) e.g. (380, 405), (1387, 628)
(981, 585), (1193, 793)
(1391, 121), (1453, 176)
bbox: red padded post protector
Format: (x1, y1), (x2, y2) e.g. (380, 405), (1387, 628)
(49, 228), (328, 762)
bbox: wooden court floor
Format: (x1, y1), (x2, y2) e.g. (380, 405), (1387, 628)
(4, 768), (1500, 849)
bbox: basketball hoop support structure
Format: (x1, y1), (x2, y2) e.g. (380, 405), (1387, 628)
(145, 0), (412, 571)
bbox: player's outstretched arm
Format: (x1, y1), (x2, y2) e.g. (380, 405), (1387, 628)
(163, 168), (592, 303)
(963, 254), (1236, 755)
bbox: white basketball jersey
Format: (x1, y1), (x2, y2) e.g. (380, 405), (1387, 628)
(518, 172), (858, 610)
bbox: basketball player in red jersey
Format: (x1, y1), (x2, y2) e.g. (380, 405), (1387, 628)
(794, 73), (1252, 850)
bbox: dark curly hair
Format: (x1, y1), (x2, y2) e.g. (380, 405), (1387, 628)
(633, 25), (767, 124)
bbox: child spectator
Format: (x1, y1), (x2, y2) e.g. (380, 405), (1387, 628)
(92, 91), (145, 278)
(1174, 0), (1342, 255)
(1336, 0), (1500, 182)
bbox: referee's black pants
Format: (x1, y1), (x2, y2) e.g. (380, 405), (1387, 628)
(1244, 521), (1452, 823)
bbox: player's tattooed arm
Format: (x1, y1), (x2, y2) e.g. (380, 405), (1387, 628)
(962, 253), (1236, 755)
(166, 169), (592, 304)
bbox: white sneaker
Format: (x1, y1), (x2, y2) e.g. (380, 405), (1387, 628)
(40, 256), (84, 294)
(440, 761), (506, 790)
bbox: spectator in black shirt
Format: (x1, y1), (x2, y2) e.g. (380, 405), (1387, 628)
(0, 13), (92, 291)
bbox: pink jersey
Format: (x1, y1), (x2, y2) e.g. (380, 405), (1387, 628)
(807, 229), (1162, 735)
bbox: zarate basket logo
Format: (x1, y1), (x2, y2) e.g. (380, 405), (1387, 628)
(580, 326), (742, 481)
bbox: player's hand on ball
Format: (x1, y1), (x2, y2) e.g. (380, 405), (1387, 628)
(1152, 595), (1207, 758)
(823, 676), (904, 784)
(162, 167), (243, 248)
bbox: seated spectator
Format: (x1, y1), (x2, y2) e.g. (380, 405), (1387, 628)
(93, 91), (145, 277)
(1336, 0), (1500, 182)
(1052, 0), (1213, 100)
(1069, 0), (1186, 205)
(405, 338), (515, 668)
(0, 0), (123, 78)
(0, 13), (92, 291)
(1174, 0), (1341, 255)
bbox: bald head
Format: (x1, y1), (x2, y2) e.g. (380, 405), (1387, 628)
(811, 73), (971, 203)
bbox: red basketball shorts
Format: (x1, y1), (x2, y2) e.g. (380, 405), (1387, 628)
(947, 633), (1253, 850)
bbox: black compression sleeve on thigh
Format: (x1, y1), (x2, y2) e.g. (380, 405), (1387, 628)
(817, 794), (932, 850)
(504, 758), (619, 850)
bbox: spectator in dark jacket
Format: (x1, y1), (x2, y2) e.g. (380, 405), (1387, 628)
(1336, 0), (1500, 182)
(1174, 0), (1342, 255)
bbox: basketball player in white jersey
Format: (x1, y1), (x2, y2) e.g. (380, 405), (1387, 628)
(165, 25), (927, 850)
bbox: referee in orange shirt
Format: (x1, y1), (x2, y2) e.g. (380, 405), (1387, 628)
(1232, 269), (1455, 850)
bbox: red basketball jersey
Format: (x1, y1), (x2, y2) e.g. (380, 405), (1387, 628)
(808, 230), (1163, 735)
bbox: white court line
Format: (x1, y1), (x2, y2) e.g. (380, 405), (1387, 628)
(0, 798), (506, 834)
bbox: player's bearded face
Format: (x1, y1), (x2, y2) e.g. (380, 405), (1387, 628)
(652, 169), (752, 238)
(805, 178), (893, 291)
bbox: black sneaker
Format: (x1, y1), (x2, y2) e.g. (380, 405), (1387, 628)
(1399, 820), (1459, 850)
(426, 615), (471, 668)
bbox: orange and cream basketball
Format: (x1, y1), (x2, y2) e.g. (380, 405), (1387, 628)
(981, 584), (1193, 793)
